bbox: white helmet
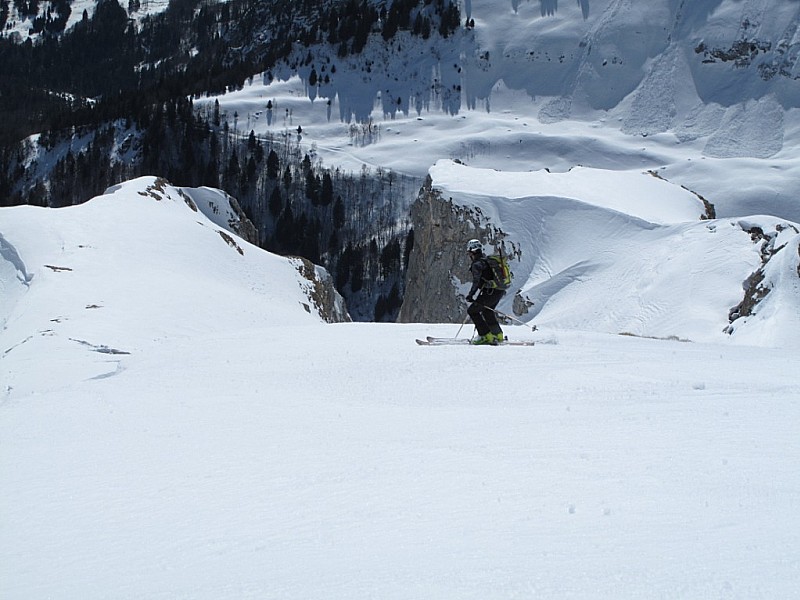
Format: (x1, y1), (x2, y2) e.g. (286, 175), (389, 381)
(466, 239), (482, 253)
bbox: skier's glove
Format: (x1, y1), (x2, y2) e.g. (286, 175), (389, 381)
(466, 294), (474, 303)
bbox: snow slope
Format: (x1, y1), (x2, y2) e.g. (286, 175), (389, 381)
(0, 177), (331, 396)
(2, 169), (800, 599)
(430, 159), (800, 347)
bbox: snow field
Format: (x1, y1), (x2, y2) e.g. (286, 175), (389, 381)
(2, 322), (798, 599)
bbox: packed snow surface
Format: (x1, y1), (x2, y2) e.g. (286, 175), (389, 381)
(2, 178), (799, 599)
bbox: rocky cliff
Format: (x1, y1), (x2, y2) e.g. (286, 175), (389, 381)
(292, 257), (351, 324)
(398, 174), (516, 324)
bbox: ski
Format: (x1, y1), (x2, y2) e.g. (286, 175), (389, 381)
(416, 336), (534, 346)
(416, 337), (470, 346)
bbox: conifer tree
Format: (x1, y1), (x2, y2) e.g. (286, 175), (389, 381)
(268, 186), (283, 218)
(267, 149), (280, 179)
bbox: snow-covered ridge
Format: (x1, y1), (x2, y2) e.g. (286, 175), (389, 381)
(0, 176), (346, 395)
(429, 160), (711, 224)
(425, 160), (800, 347)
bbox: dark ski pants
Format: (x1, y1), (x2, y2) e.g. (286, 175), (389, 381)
(468, 289), (505, 337)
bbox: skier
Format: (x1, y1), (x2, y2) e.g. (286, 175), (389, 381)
(465, 239), (505, 345)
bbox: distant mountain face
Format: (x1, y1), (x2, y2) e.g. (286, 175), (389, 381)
(7, 0), (797, 128)
(285, 0), (800, 153)
(485, 0), (800, 151)
(4, 1), (798, 211)
(489, 0), (800, 113)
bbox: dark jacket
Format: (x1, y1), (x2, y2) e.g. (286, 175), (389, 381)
(467, 253), (493, 299)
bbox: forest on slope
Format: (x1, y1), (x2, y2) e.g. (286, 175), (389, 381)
(1, 0), (462, 320)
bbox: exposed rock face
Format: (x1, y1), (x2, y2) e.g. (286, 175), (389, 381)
(398, 176), (507, 323)
(726, 220), (800, 331)
(292, 257), (351, 323)
(226, 195), (259, 246)
(176, 182), (259, 246)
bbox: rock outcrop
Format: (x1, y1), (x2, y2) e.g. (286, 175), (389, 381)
(398, 175), (512, 323)
(293, 257), (351, 323)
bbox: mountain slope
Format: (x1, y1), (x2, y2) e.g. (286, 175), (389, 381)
(0, 177), (346, 396)
(419, 160), (800, 347)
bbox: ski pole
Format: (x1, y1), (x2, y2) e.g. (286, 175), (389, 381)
(454, 312), (471, 339)
(463, 297), (537, 333)
(488, 305), (537, 332)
